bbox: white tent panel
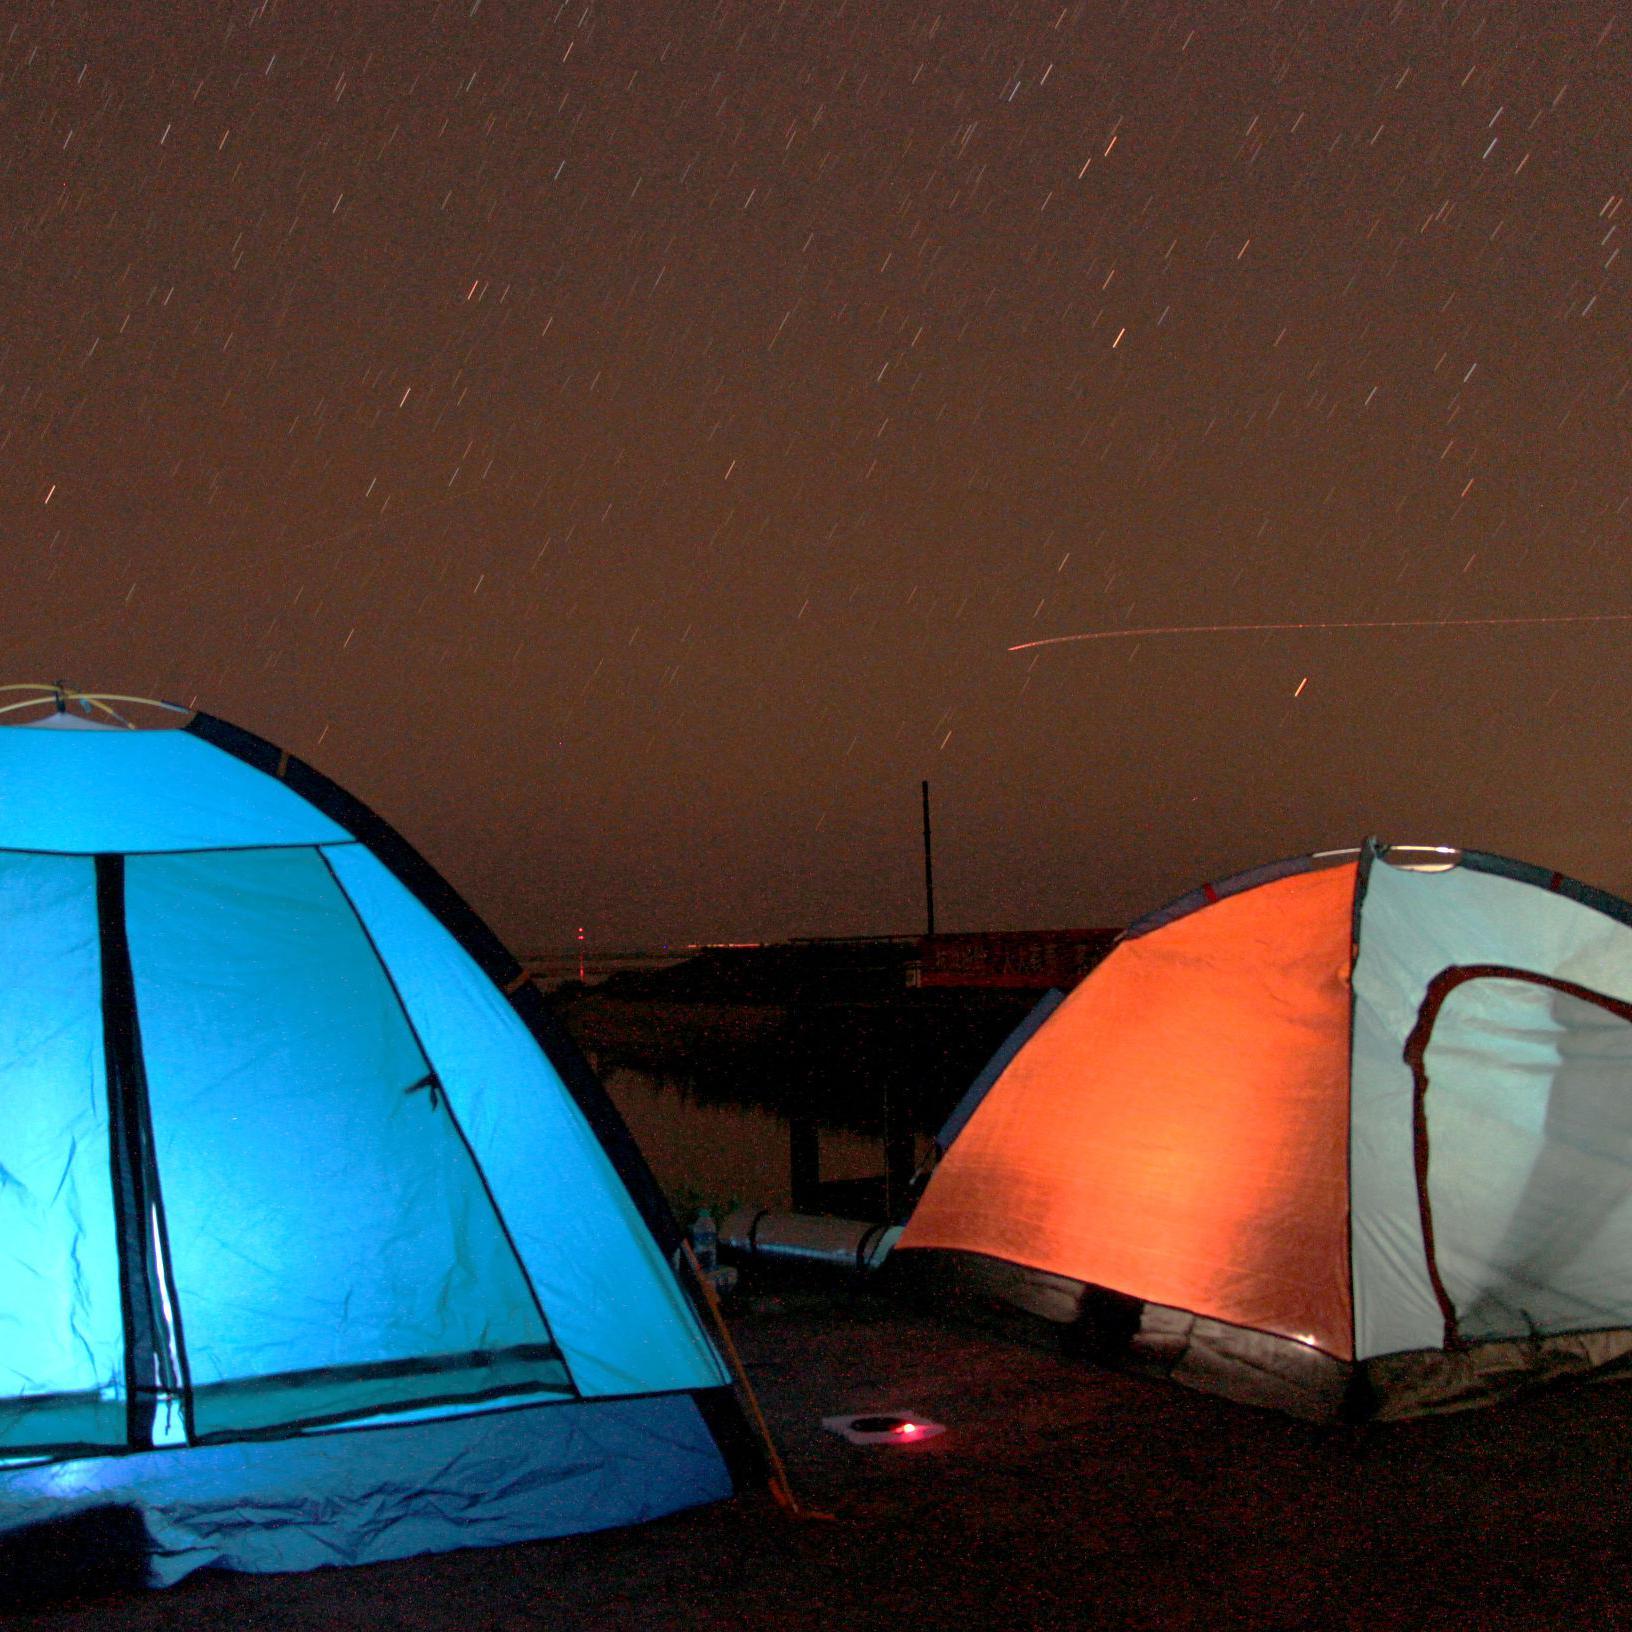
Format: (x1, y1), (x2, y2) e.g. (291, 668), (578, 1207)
(1351, 861), (1632, 1359)
(1419, 976), (1632, 1341)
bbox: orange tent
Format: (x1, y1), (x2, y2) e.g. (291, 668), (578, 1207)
(897, 842), (1632, 1419)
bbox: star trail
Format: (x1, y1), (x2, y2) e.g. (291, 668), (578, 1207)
(2, 2), (1628, 944)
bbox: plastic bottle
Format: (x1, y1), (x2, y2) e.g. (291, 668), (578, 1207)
(691, 1207), (717, 1275)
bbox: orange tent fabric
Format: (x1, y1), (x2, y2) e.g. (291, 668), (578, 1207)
(900, 862), (1358, 1358)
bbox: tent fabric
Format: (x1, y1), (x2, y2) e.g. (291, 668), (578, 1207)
(0, 853), (123, 1456)
(0, 1392), (732, 1586)
(0, 710), (736, 1581)
(323, 843), (724, 1397)
(1351, 859), (1632, 1359)
(0, 722), (348, 853)
(1458, 848), (1632, 932)
(935, 988), (1066, 1153)
(183, 708), (687, 1263)
(904, 863), (1358, 1360)
(125, 847), (570, 1441)
(899, 842), (1632, 1418)
(1119, 851), (1329, 940)
(1405, 967), (1632, 1352)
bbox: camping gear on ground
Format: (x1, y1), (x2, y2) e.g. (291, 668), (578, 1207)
(822, 1411), (944, 1445)
(691, 1207), (719, 1271)
(895, 840), (1632, 1421)
(0, 690), (741, 1585)
(721, 1208), (901, 1277)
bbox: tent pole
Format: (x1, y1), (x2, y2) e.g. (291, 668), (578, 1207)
(921, 780), (935, 938)
(679, 1241), (829, 1520)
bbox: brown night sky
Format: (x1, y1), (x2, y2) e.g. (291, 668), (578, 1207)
(2, 2), (1629, 948)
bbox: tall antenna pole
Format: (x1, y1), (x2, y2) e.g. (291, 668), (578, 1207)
(921, 779), (936, 937)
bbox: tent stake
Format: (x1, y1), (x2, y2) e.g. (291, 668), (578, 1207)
(679, 1241), (832, 1521)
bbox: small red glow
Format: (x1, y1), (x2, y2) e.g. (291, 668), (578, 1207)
(895, 1422), (919, 1436)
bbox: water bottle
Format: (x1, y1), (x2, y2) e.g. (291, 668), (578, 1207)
(691, 1207), (717, 1275)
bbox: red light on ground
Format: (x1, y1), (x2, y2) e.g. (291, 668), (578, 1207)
(822, 1410), (944, 1445)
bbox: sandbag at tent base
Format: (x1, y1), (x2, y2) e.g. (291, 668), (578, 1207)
(0, 1391), (734, 1587)
(889, 1252), (1632, 1422)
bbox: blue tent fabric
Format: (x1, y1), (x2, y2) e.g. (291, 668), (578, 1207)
(182, 708), (687, 1262)
(0, 853), (123, 1457)
(0, 723), (348, 853)
(0, 1391), (733, 1585)
(1350, 850), (1632, 1360)
(323, 843), (726, 1397)
(0, 710), (737, 1582)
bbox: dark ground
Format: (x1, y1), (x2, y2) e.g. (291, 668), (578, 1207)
(13, 1289), (1632, 1631)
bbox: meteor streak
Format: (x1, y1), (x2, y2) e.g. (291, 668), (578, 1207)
(1010, 612), (1632, 652)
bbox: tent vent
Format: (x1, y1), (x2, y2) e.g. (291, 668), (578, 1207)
(1381, 845), (1463, 872)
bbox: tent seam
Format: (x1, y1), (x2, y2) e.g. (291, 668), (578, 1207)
(316, 847), (581, 1402)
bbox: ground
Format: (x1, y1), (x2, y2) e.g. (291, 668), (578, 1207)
(12, 1290), (1632, 1630)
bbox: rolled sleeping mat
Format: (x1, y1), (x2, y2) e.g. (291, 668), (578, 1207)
(720, 1208), (903, 1276)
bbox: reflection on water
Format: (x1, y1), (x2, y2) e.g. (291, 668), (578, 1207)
(601, 1064), (884, 1210)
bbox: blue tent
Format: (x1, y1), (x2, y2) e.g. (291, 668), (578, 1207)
(0, 700), (738, 1584)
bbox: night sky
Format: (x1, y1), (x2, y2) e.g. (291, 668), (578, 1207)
(4, 3), (1629, 949)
